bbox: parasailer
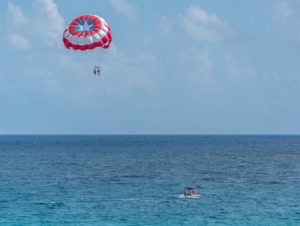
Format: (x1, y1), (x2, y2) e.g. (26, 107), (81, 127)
(63, 14), (112, 75)
(93, 66), (101, 76)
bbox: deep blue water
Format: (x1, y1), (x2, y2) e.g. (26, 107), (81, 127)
(0, 135), (299, 225)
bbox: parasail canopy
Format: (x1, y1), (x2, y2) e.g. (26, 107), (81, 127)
(63, 14), (112, 51)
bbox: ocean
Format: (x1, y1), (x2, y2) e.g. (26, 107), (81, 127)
(0, 135), (299, 225)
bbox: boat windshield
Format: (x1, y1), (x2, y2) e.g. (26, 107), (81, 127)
(184, 187), (198, 195)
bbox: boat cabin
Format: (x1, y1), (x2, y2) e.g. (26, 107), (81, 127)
(184, 187), (199, 196)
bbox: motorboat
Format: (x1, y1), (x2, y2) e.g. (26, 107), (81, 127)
(178, 187), (201, 199)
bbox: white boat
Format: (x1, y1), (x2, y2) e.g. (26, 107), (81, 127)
(178, 187), (201, 199)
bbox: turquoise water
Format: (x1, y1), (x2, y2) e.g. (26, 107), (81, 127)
(0, 135), (299, 225)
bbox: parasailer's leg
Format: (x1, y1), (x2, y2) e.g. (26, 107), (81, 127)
(96, 66), (100, 76)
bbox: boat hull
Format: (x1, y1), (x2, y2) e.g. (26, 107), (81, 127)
(178, 194), (201, 199)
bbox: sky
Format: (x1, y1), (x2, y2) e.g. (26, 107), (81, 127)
(0, 0), (300, 134)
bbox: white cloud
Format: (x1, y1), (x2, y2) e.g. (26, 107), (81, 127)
(54, 48), (159, 106)
(277, 0), (294, 19)
(123, 53), (157, 65)
(4, 0), (65, 47)
(224, 54), (242, 77)
(179, 5), (234, 42)
(178, 47), (215, 91)
(7, 33), (29, 50)
(103, 51), (159, 100)
(159, 16), (172, 37)
(275, 0), (300, 38)
(7, 2), (27, 26)
(110, 0), (137, 20)
(33, 0), (65, 46)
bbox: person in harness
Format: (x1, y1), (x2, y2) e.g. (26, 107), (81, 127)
(94, 66), (101, 76)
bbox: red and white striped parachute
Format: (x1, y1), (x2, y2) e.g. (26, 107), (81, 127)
(63, 14), (112, 51)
